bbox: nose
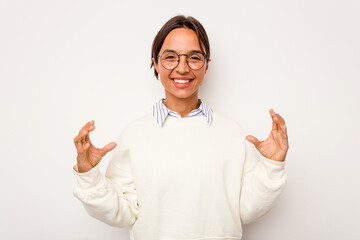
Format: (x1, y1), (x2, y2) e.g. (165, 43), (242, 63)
(175, 55), (190, 73)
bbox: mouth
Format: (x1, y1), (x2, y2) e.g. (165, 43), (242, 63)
(171, 78), (194, 83)
(171, 78), (194, 88)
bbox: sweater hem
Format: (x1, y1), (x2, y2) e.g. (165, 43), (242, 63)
(160, 237), (242, 240)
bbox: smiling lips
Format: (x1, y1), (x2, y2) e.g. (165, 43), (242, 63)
(171, 77), (193, 88)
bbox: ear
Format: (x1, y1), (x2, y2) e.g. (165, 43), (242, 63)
(152, 57), (159, 75)
(205, 58), (211, 73)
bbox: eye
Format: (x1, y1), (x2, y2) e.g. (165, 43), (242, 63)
(189, 53), (204, 62)
(190, 56), (201, 61)
(161, 52), (178, 61)
(165, 55), (176, 59)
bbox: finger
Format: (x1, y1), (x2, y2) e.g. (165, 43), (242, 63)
(273, 113), (287, 138)
(281, 124), (288, 137)
(74, 121), (94, 152)
(100, 142), (117, 155)
(274, 113), (285, 126)
(79, 120), (95, 138)
(83, 132), (94, 147)
(83, 142), (90, 150)
(79, 120), (95, 134)
(78, 122), (95, 145)
(74, 134), (86, 154)
(270, 108), (275, 116)
(74, 129), (89, 146)
(82, 124), (95, 143)
(76, 142), (90, 154)
(86, 122), (95, 133)
(79, 129), (89, 142)
(276, 126), (289, 150)
(270, 109), (278, 131)
(86, 119), (95, 127)
(271, 117), (288, 141)
(74, 129), (85, 143)
(270, 109), (287, 133)
(246, 135), (261, 148)
(272, 118), (278, 131)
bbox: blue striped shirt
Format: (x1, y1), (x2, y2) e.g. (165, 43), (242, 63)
(152, 98), (213, 127)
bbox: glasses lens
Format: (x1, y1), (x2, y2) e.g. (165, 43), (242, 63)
(160, 52), (179, 69)
(188, 52), (205, 70)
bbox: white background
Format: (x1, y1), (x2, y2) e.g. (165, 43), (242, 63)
(1, 0), (359, 239)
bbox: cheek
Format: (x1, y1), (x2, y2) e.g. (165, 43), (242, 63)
(158, 67), (172, 80)
(195, 69), (206, 79)
(160, 68), (169, 75)
(156, 62), (168, 76)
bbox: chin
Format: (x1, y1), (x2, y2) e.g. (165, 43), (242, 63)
(173, 91), (198, 99)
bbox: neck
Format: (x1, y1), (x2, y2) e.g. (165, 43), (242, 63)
(163, 93), (200, 118)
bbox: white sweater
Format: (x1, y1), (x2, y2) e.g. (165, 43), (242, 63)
(72, 110), (287, 240)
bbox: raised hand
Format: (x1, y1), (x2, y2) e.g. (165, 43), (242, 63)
(73, 120), (117, 173)
(245, 109), (289, 162)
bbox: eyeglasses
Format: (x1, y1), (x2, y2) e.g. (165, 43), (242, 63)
(157, 50), (208, 70)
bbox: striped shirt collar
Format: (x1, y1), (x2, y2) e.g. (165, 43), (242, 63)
(152, 98), (213, 127)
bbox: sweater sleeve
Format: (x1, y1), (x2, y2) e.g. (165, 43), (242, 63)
(72, 128), (139, 227)
(239, 138), (287, 225)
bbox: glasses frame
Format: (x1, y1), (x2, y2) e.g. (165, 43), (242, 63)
(157, 50), (208, 71)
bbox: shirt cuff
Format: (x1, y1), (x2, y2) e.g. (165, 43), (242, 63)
(72, 164), (105, 189)
(259, 155), (286, 180)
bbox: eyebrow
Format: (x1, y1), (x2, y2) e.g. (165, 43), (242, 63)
(161, 49), (204, 55)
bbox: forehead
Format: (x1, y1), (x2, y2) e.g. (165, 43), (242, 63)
(160, 28), (201, 53)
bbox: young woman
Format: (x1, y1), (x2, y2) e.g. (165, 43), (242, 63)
(73, 15), (289, 240)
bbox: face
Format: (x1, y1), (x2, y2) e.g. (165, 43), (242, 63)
(152, 28), (210, 101)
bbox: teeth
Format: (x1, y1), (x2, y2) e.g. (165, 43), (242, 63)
(174, 79), (191, 83)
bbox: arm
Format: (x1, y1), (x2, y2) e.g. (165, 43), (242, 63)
(72, 128), (139, 227)
(240, 108), (289, 224)
(239, 139), (287, 225)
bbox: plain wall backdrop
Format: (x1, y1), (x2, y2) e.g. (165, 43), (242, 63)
(0, 0), (359, 239)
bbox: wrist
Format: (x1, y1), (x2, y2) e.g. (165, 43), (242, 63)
(77, 163), (93, 173)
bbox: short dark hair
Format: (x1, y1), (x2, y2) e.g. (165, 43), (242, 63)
(151, 15), (211, 79)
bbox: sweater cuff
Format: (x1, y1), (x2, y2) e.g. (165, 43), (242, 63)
(72, 164), (105, 189)
(259, 155), (286, 180)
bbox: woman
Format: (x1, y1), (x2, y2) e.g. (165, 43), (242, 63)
(73, 15), (289, 240)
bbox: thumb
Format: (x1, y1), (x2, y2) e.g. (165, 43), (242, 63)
(100, 142), (117, 155)
(246, 135), (261, 148)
